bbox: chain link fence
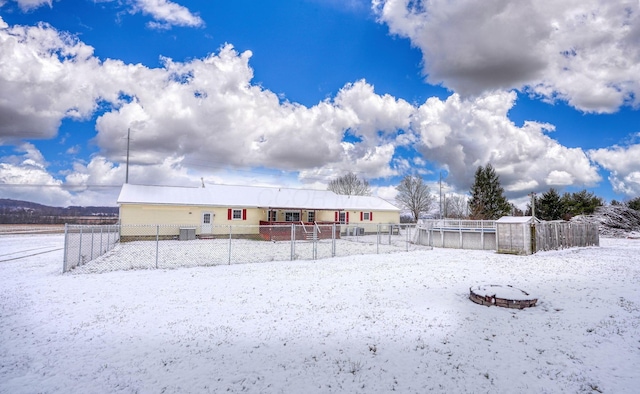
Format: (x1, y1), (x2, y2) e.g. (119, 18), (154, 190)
(63, 224), (121, 272)
(63, 223), (428, 274)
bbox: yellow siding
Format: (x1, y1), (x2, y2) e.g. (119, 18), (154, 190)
(119, 204), (262, 236)
(119, 204), (399, 237)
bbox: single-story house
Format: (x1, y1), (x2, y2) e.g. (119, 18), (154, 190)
(117, 183), (400, 239)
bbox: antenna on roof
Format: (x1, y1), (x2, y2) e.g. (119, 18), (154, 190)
(201, 177), (205, 188)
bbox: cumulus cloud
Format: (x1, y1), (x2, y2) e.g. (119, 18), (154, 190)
(0, 143), (73, 206)
(0, 17), (119, 141)
(1, 19), (412, 197)
(131, 0), (205, 29)
(0, 16), (619, 206)
(1, 0), (203, 29)
(92, 52), (413, 183)
(373, 0), (640, 113)
(3, 0), (52, 11)
(410, 91), (601, 196)
(589, 144), (640, 196)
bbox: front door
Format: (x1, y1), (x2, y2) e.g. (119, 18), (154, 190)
(202, 212), (213, 233)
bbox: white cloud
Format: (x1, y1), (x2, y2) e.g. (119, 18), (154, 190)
(545, 170), (574, 186)
(411, 91), (601, 196)
(92, 49), (412, 183)
(2, 0), (203, 29)
(589, 144), (640, 196)
(0, 143), (72, 206)
(0, 16), (621, 207)
(3, 0), (52, 11)
(131, 0), (204, 29)
(0, 18), (117, 141)
(0, 18), (411, 198)
(373, 0), (640, 113)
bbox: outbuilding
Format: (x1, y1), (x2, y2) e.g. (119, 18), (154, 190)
(495, 216), (540, 255)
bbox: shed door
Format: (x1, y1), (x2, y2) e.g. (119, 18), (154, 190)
(202, 212), (213, 233)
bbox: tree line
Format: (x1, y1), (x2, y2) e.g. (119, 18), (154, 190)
(0, 199), (118, 224)
(328, 167), (639, 222)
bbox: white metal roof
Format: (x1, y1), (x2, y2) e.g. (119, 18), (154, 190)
(117, 183), (400, 211)
(495, 216), (539, 223)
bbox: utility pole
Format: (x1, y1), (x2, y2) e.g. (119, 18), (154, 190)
(439, 171), (443, 219)
(528, 192), (537, 218)
(125, 128), (131, 184)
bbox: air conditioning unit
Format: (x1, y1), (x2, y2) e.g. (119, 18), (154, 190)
(179, 227), (196, 241)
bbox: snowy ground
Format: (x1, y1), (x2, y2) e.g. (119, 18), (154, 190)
(69, 234), (428, 274)
(1, 234), (639, 393)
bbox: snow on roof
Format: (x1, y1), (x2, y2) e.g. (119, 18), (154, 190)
(495, 216), (538, 223)
(117, 184), (400, 211)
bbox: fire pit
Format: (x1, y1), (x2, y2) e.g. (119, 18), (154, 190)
(469, 284), (537, 309)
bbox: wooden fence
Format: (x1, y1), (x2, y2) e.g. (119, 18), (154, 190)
(534, 222), (599, 252)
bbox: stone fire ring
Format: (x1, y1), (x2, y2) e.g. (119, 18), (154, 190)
(469, 284), (538, 309)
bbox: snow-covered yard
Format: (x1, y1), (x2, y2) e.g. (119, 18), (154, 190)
(1, 234), (639, 393)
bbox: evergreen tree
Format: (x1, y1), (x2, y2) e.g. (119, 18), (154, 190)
(536, 188), (565, 220)
(627, 197), (640, 211)
(468, 164), (511, 220)
(395, 175), (435, 222)
(561, 190), (604, 218)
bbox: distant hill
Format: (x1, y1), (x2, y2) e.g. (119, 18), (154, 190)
(0, 199), (119, 225)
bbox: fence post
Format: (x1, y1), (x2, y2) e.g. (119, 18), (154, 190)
(90, 227), (95, 261)
(228, 225), (232, 265)
(376, 224), (380, 254)
(155, 225), (159, 269)
(78, 226), (83, 266)
(63, 223), (69, 273)
(406, 224), (410, 252)
(290, 224), (295, 260)
(332, 223), (336, 257)
(314, 224), (318, 260)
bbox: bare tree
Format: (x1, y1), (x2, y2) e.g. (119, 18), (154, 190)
(444, 194), (467, 218)
(395, 175), (435, 222)
(328, 172), (371, 196)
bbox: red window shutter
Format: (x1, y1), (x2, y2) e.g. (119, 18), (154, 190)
(242, 209), (247, 220)
(346, 212), (349, 224)
(335, 211), (338, 222)
(227, 209), (232, 220)
(360, 212), (363, 221)
(370, 212), (373, 221)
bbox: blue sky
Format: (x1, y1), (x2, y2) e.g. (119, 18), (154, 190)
(0, 0), (639, 208)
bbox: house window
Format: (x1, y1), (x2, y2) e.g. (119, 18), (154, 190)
(339, 212), (346, 224)
(227, 208), (247, 221)
(268, 210), (277, 222)
(362, 212), (370, 221)
(203, 213), (211, 224)
(285, 211), (301, 222)
(307, 211), (315, 223)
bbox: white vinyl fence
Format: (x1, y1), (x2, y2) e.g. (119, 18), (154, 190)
(414, 219), (497, 250)
(63, 223), (427, 274)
